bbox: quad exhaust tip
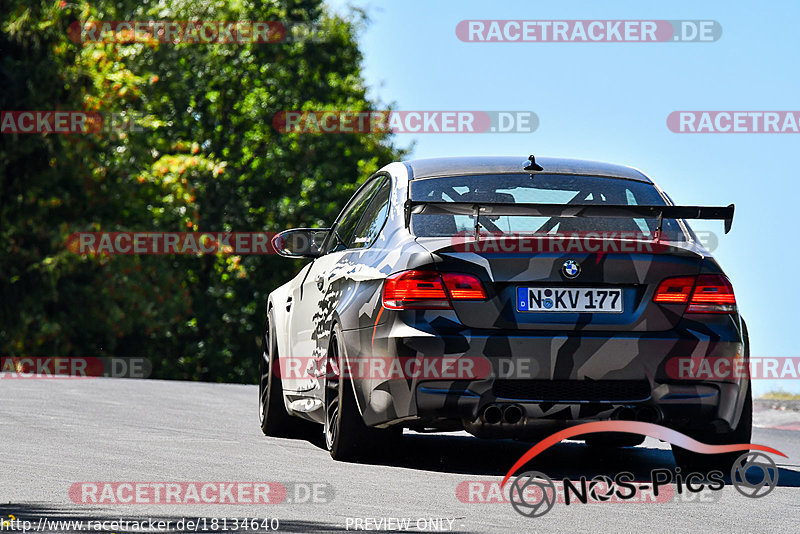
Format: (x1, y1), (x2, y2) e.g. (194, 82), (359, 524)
(613, 407), (637, 421)
(635, 405), (662, 424)
(481, 404), (524, 425)
(613, 405), (662, 423)
(503, 404), (523, 424)
(482, 405), (503, 425)
(479, 403), (661, 426)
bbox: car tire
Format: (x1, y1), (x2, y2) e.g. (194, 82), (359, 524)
(670, 385), (753, 473)
(259, 309), (310, 437)
(324, 328), (400, 461)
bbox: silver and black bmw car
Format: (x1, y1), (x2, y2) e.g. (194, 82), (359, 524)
(259, 156), (750, 467)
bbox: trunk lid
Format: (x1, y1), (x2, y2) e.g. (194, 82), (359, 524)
(417, 235), (705, 332)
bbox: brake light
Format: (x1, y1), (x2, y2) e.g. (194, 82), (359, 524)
(442, 273), (487, 300)
(382, 270), (486, 309)
(653, 276), (695, 303)
(687, 274), (736, 313)
(653, 274), (736, 313)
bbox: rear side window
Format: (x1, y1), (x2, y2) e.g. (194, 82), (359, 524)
(326, 175), (386, 252)
(350, 178), (391, 248)
(410, 173), (687, 241)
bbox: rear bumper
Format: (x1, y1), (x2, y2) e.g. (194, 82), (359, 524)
(342, 312), (748, 434)
(415, 380), (743, 437)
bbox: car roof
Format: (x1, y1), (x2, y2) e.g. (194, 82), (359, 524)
(401, 156), (653, 183)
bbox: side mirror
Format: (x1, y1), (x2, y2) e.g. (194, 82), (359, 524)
(271, 228), (330, 258)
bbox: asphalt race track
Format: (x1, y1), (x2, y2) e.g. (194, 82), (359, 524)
(2, 379), (798, 533)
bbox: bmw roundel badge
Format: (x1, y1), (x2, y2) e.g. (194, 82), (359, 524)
(562, 260), (580, 279)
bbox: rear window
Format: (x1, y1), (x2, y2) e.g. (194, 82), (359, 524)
(410, 173), (689, 241)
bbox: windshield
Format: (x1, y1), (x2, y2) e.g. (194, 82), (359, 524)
(410, 173), (690, 241)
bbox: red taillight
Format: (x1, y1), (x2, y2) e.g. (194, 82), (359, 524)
(653, 274), (736, 313)
(383, 271), (450, 309)
(382, 270), (486, 310)
(687, 274), (736, 312)
(442, 273), (487, 300)
(653, 276), (695, 303)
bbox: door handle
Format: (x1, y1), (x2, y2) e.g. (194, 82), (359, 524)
(285, 296), (292, 312)
(315, 274), (325, 290)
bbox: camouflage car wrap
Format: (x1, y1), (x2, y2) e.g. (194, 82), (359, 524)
(266, 157), (749, 439)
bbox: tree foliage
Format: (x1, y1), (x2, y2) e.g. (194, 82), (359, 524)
(0, 0), (408, 381)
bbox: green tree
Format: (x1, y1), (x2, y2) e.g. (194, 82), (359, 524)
(0, 0), (408, 382)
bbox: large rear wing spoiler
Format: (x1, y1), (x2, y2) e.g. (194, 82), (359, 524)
(404, 201), (735, 234)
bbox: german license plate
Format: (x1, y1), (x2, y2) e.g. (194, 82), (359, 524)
(517, 287), (623, 313)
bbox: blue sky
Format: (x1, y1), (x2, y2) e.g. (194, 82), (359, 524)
(326, 0), (799, 395)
